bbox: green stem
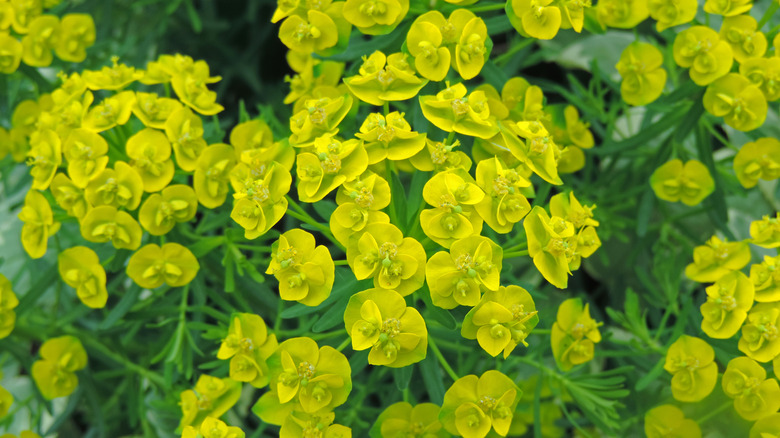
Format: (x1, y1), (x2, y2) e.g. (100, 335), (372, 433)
(495, 38), (535, 66)
(503, 249), (529, 258)
(334, 259), (349, 266)
(759, 2), (779, 29)
(383, 101), (390, 116)
(285, 196), (346, 252)
(446, 130), (456, 144)
(75, 333), (166, 387)
(428, 337), (459, 381)
(336, 337), (351, 352)
(696, 400), (733, 425)
(467, 2), (505, 12)
(386, 160), (401, 227)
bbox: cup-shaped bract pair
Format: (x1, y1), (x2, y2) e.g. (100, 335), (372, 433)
(740, 57), (780, 102)
(138, 184), (198, 235)
(508, 0), (564, 40)
(616, 42), (667, 107)
(132, 91), (183, 129)
(734, 138), (780, 189)
(700, 271), (754, 339)
(267, 229), (335, 306)
(664, 335), (717, 402)
(673, 26), (733, 86)
(330, 172), (391, 246)
(644, 405), (701, 438)
(126, 243), (200, 289)
(18, 190), (60, 259)
(179, 375), (241, 431)
(32, 335), (87, 400)
(740, 302), (780, 362)
(685, 236), (751, 283)
(85, 161), (144, 210)
(80, 205), (143, 250)
(125, 127), (176, 192)
(279, 411), (351, 437)
(722, 356), (780, 421)
(27, 129), (62, 190)
(752, 255), (780, 302)
(356, 112), (426, 164)
(501, 121), (562, 186)
(474, 156), (532, 233)
(58, 246), (108, 308)
(420, 82), (499, 140)
(193, 143), (237, 209)
(650, 159), (715, 206)
(370, 402), (445, 437)
(649, 0), (697, 32)
(343, 0), (408, 35)
(51, 173), (90, 219)
(230, 161), (292, 239)
(703, 73), (767, 132)
(82, 90), (135, 132)
(524, 206), (576, 289)
(751, 214), (780, 249)
(420, 169), (485, 248)
(217, 313), (279, 388)
(289, 93), (353, 147)
(344, 51), (428, 106)
(165, 107), (208, 172)
(551, 298), (602, 371)
(440, 370), (521, 438)
(0, 274), (18, 339)
(181, 417), (244, 438)
(596, 0), (649, 29)
(296, 134), (368, 202)
(703, 0), (753, 17)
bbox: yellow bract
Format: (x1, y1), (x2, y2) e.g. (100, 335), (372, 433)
(26, 128), (61, 190)
(751, 213), (780, 249)
(125, 128), (175, 192)
(126, 243), (200, 289)
(720, 15), (767, 63)
(0, 274), (18, 339)
(267, 229), (335, 306)
(132, 92), (183, 129)
(648, 0), (696, 32)
(733, 138), (780, 188)
(440, 370), (520, 438)
(551, 298), (601, 371)
(596, 0), (648, 29)
(330, 171), (391, 246)
(703, 72), (767, 132)
(685, 236), (751, 283)
(181, 417), (245, 438)
(739, 302), (780, 362)
(138, 184), (198, 235)
(58, 246), (108, 308)
(406, 19), (451, 81)
(344, 51), (428, 106)
(165, 107), (207, 172)
(741, 56), (780, 102)
(673, 26), (733, 86)
(455, 17), (489, 80)
(703, 0), (753, 16)
(80, 205), (142, 250)
(31, 335), (87, 400)
(462, 285), (538, 358)
(419, 82), (499, 140)
(474, 156), (531, 233)
(82, 90), (135, 132)
(664, 335), (717, 402)
(54, 13), (94, 62)
(372, 402), (445, 437)
(700, 271), (754, 339)
(750, 413), (780, 438)
(722, 356), (780, 421)
(217, 313), (279, 388)
(524, 206), (575, 289)
(356, 112), (426, 164)
(421, 170), (485, 248)
(0, 384), (11, 419)
(296, 134), (368, 202)
(194, 144), (237, 209)
(644, 405), (701, 438)
(0, 33), (23, 74)
(509, 0), (562, 40)
(179, 375), (241, 431)
(230, 161), (292, 239)
(343, 0), (408, 35)
(85, 161), (144, 210)
(426, 235), (502, 308)
(63, 128), (109, 188)
(83, 57), (143, 91)
(289, 93), (353, 147)
(751, 254), (780, 302)
(649, 159), (715, 206)
(616, 41), (667, 107)
(18, 189), (60, 259)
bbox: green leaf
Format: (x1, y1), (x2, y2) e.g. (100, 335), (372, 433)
(393, 365), (413, 391)
(635, 356), (666, 391)
(312, 199), (337, 222)
(419, 353), (446, 405)
(184, 0), (202, 33)
(188, 236), (224, 258)
(98, 285), (142, 330)
(311, 296), (350, 333)
(636, 189), (654, 237)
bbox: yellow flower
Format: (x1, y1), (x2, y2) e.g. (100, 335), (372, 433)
(31, 335), (87, 400)
(704, 0), (753, 16)
(356, 112), (426, 164)
(0, 383), (11, 418)
(26, 129), (61, 190)
(0, 33), (22, 74)
(664, 335), (718, 402)
(440, 370), (520, 438)
(194, 144), (237, 209)
(733, 138), (780, 188)
(408, 138), (473, 173)
(254, 337), (352, 423)
(524, 206), (575, 289)
(722, 356), (780, 421)
(181, 417), (245, 438)
(644, 405), (701, 438)
(63, 128), (109, 187)
(85, 161), (144, 210)
(509, 0), (562, 40)
(648, 0), (696, 32)
(132, 92), (183, 129)
(179, 375), (241, 431)
(673, 26), (733, 86)
(740, 302), (780, 362)
(551, 298), (601, 371)
(751, 213), (780, 248)
(164, 107), (208, 172)
(685, 236), (751, 283)
(751, 255), (780, 302)
(344, 51), (428, 106)
(750, 413), (780, 438)
(474, 156), (531, 233)
(83, 57), (144, 91)
(288, 93), (354, 147)
(0, 274), (18, 339)
(501, 121), (562, 185)
(230, 162), (291, 239)
(280, 412), (352, 438)
(82, 90), (136, 132)
(703, 72), (767, 131)
(125, 128), (175, 192)
(559, 0), (592, 33)
(58, 246), (108, 309)
(420, 170), (485, 249)
(171, 66), (225, 116)
(462, 285), (539, 358)
(231, 119), (274, 156)
(126, 243), (200, 289)
(406, 18), (451, 81)
(266, 229), (335, 306)
(616, 41), (667, 107)
(217, 313), (279, 387)
(21, 15), (60, 67)
(347, 222), (426, 296)
(139, 184), (198, 235)
(454, 17), (489, 80)
(343, 0), (408, 35)
(18, 190), (60, 259)
(741, 56), (780, 102)
(54, 13), (95, 62)
(330, 171), (391, 246)
(700, 271), (754, 339)
(279, 10), (339, 53)
(596, 0), (649, 29)
(79, 205), (143, 250)
(720, 15), (767, 63)
(649, 159), (715, 206)
(371, 402), (445, 437)
(419, 82), (499, 140)
(344, 288), (427, 367)
(296, 134), (368, 202)
(426, 235), (502, 309)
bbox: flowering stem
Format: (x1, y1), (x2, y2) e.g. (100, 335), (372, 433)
(503, 249), (529, 259)
(383, 101), (390, 116)
(336, 337), (351, 352)
(446, 130), (456, 144)
(334, 259), (349, 266)
(285, 196), (346, 252)
(695, 400), (732, 425)
(495, 38), (536, 66)
(428, 336), (459, 381)
(467, 2), (505, 12)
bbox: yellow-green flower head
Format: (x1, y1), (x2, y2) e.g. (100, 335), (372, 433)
(414, 10), (477, 50)
(132, 92), (184, 130)
(54, 13), (95, 63)
(752, 255), (780, 302)
(740, 56), (780, 102)
(751, 213), (780, 249)
(462, 285), (539, 358)
(31, 335), (87, 400)
(58, 246), (108, 309)
(648, 0), (696, 32)
(344, 288), (428, 367)
(164, 107), (208, 172)
(524, 206), (575, 289)
(181, 417), (245, 438)
(440, 370), (520, 438)
(18, 189), (60, 259)
(289, 93), (354, 147)
(125, 128), (175, 192)
(750, 413), (780, 438)
(280, 411), (352, 438)
(370, 402), (446, 437)
(63, 128), (109, 188)
(266, 229), (335, 306)
(343, 0), (408, 35)
(82, 90), (136, 132)
(549, 191), (598, 230)
(664, 335), (718, 402)
(700, 271), (755, 339)
(231, 119), (274, 156)
(0, 383), (11, 418)
(347, 222), (426, 295)
(21, 14), (60, 67)
(408, 138), (473, 173)
(356, 112), (426, 164)
(0, 1), (13, 30)
(616, 41), (667, 107)
(179, 375), (241, 431)
(704, 0), (753, 16)
(740, 302), (780, 362)
(10, 0), (43, 33)
(454, 17), (489, 80)
(474, 156), (531, 233)
(559, 0), (593, 33)
(171, 72), (225, 117)
(419, 82), (499, 140)
(344, 51), (428, 107)
(330, 171), (391, 245)
(0, 33), (22, 74)
(12, 98), (42, 137)
(51, 91), (91, 140)
(685, 235), (751, 283)
(501, 121), (562, 185)
(194, 144), (237, 209)
(406, 18), (451, 82)
(0, 432), (42, 438)
(83, 57), (143, 91)
(51, 71), (87, 110)
(720, 15), (767, 63)
(551, 298), (601, 371)
(426, 235), (502, 309)
(79, 205), (142, 250)
(26, 128), (61, 190)
(420, 170), (485, 248)
(509, 0), (562, 40)
(284, 57), (344, 105)
(139, 184), (198, 235)
(673, 26), (733, 86)
(722, 356), (780, 421)
(127, 243), (200, 289)
(254, 337), (352, 423)
(704, 72), (768, 130)
(734, 138), (780, 188)
(231, 162), (291, 239)
(140, 54), (200, 86)
(217, 313), (279, 388)
(649, 159), (715, 206)
(644, 405), (701, 438)
(596, 0), (649, 29)
(0, 274), (19, 339)
(296, 134), (368, 202)
(279, 9), (339, 53)
(85, 161), (144, 210)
